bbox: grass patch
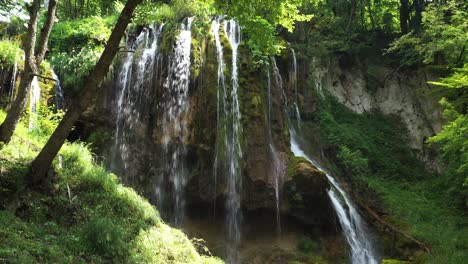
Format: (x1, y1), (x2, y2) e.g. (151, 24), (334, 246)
(0, 110), (222, 263)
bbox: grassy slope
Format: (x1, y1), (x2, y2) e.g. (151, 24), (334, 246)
(312, 97), (467, 263)
(0, 111), (222, 263)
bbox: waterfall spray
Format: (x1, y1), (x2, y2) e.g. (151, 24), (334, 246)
(212, 17), (228, 217)
(29, 77), (41, 130)
(266, 69), (283, 234)
(9, 56), (18, 102)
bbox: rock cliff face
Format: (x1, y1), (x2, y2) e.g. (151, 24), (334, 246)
(308, 56), (443, 169)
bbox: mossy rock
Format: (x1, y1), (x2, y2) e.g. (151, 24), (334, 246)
(284, 156), (334, 230)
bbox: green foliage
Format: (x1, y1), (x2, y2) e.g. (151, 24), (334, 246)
(87, 129), (113, 151)
(317, 96), (424, 180)
(29, 107), (64, 138)
(428, 99), (467, 207)
(49, 16), (113, 54)
(217, 0), (311, 59)
(50, 46), (103, 93)
(57, 0), (123, 20)
(0, 39), (20, 69)
(428, 64), (468, 112)
(314, 97), (467, 263)
(336, 146), (369, 176)
(134, 0), (215, 25)
(365, 176), (468, 264)
(48, 16), (113, 93)
(388, 0), (468, 66)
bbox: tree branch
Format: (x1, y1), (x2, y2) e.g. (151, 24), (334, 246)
(361, 204), (432, 255)
(34, 74), (58, 82)
(24, 0), (41, 71)
(35, 0), (58, 65)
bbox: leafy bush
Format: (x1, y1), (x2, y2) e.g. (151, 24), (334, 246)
(428, 99), (467, 207)
(49, 17), (113, 54)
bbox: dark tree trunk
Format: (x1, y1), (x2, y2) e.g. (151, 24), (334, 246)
(400, 0), (409, 34)
(0, 0), (57, 144)
(30, 0), (143, 186)
(412, 0), (425, 31)
(366, 0), (375, 30)
(346, 0), (357, 33)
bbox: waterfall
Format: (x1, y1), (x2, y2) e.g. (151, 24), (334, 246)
(272, 56), (379, 264)
(29, 76), (41, 130)
(51, 70), (64, 110)
(266, 70), (283, 234)
(157, 18), (193, 226)
(224, 19), (243, 263)
(289, 130), (379, 264)
(212, 17), (228, 217)
(208, 18), (244, 262)
(272, 58), (288, 107)
(113, 24), (162, 182)
(9, 56), (18, 102)
(290, 49), (301, 127)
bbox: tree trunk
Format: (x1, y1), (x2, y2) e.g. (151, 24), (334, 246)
(0, 0), (57, 144)
(30, 0), (143, 186)
(346, 0), (357, 33)
(366, 0), (375, 30)
(0, 0), (40, 143)
(412, 0), (424, 31)
(399, 0), (409, 34)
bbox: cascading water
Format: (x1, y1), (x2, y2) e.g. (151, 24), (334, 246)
(9, 56), (18, 102)
(114, 28), (147, 180)
(266, 70), (283, 234)
(290, 49), (301, 127)
(289, 130), (379, 264)
(29, 76), (41, 130)
(156, 18), (193, 226)
(211, 17), (228, 216)
(277, 55), (379, 263)
(211, 18), (244, 263)
(51, 70), (64, 110)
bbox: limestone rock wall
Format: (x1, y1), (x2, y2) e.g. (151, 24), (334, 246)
(302, 56), (443, 169)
